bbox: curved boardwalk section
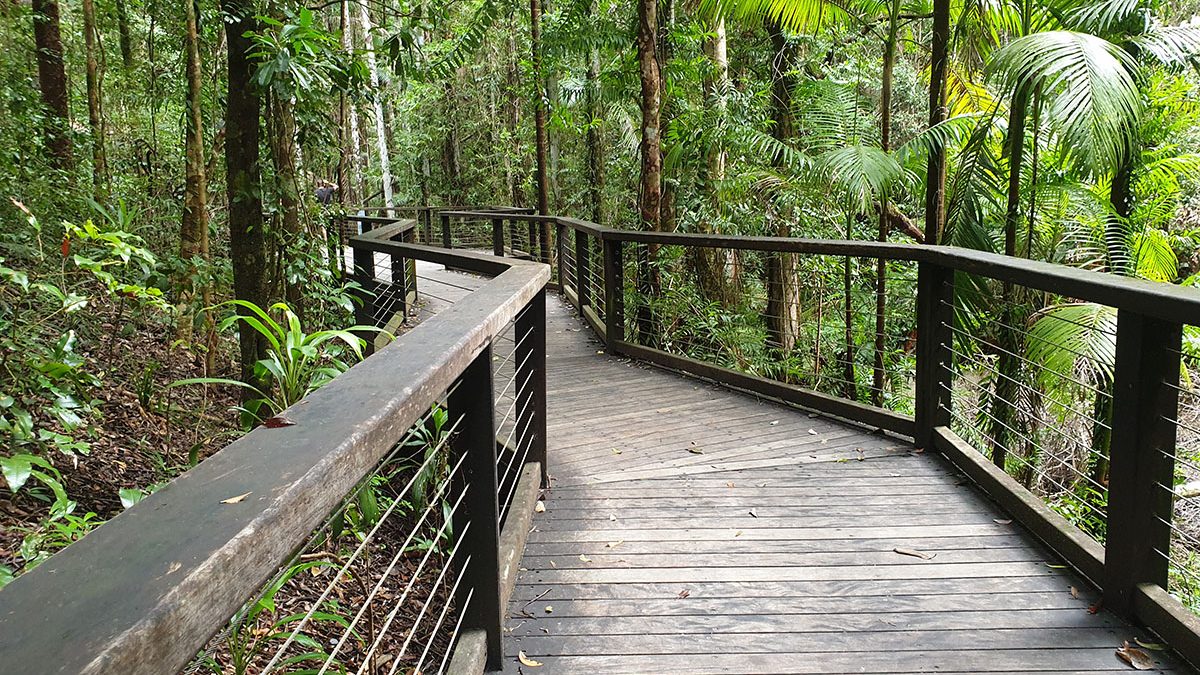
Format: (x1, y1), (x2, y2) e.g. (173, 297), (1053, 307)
(502, 296), (1186, 673)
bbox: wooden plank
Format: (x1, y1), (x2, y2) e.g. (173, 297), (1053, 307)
(498, 648), (1174, 674)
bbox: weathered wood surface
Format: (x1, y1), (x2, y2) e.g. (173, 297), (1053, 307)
(501, 295), (1189, 674)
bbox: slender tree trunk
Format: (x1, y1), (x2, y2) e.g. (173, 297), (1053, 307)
(179, 0), (211, 349)
(843, 209), (856, 400)
(691, 15), (732, 305)
(222, 0), (269, 390)
(33, 0), (72, 168)
(531, 0), (550, 214)
(988, 84), (1030, 470)
(658, 0), (677, 233)
(359, 0), (393, 212)
(340, 0), (365, 206)
(634, 0), (663, 345)
(923, 0), (949, 244)
(585, 0), (605, 225)
(872, 3), (900, 406)
(115, 0), (134, 70)
(83, 0), (108, 199)
(764, 21), (800, 352)
(268, 92), (304, 307)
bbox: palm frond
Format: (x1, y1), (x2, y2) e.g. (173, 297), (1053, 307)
(1132, 25), (1200, 67)
(1025, 302), (1117, 388)
(817, 144), (904, 214)
(988, 31), (1139, 173)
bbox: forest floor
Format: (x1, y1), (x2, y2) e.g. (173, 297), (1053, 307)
(0, 290), (242, 576)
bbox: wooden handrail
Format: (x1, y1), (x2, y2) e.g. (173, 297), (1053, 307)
(0, 224), (549, 674)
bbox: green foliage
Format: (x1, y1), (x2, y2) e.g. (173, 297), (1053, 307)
(172, 301), (382, 426)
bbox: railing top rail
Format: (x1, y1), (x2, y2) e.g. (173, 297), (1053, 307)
(504, 210), (1200, 327)
(0, 237), (549, 675)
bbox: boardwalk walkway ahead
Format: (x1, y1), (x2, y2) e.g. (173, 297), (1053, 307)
(408, 260), (1185, 674)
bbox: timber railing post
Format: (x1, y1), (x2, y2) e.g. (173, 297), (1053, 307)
(441, 212), (453, 249)
(422, 207), (433, 243)
(448, 345), (503, 670)
(492, 217), (505, 257)
(914, 261), (954, 450)
(603, 236), (625, 348)
(555, 220), (566, 287)
(515, 289), (549, 486)
(527, 220), (538, 261)
(575, 228), (590, 311)
(1103, 311), (1182, 615)
(351, 243), (376, 356)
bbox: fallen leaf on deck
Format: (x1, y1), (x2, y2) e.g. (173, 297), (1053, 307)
(893, 547), (936, 560)
(748, 509), (758, 518)
(734, 530), (743, 537)
(534, 501), (546, 513)
(1135, 639), (1165, 651)
(596, 350), (605, 355)
(518, 651), (543, 667)
(688, 447), (704, 454)
(611, 448), (622, 454)
(726, 482), (735, 488)
(1070, 586), (1079, 599)
(1089, 600), (1103, 614)
(770, 420), (779, 426)
(994, 518), (1012, 525)
(221, 492), (251, 504)
(579, 554), (592, 562)
(677, 589), (690, 598)
(606, 540), (623, 548)
(262, 415), (296, 428)
(1116, 641), (1155, 670)
(544, 606), (553, 614)
(609, 513), (617, 521)
(808, 429), (818, 435)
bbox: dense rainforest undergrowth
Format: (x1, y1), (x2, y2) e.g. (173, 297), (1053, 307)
(3, 0), (1200, 663)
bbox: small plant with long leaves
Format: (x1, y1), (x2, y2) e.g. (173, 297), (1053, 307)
(172, 300), (386, 427)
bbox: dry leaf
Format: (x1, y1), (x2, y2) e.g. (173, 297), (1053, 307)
(748, 509), (758, 518)
(1135, 639), (1165, 651)
(518, 651), (543, 667)
(1070, 586), (1080, 599)
(534, 501), (546, 513)
(893, 547), (936, 560)
(611, 448), (622, 455)
(677, 589), (690, 599)
(1089, 600), (1103, 614)
(608, 513), (617, 521)
(262, 415), (296, 428)
(770, 420), (779, 426)
(726, 482), (735, 488)
(579, 554), (592, 563)
(544, 605), (553, 614)
(1116, 641), (1155, 670)
(605, 540), (623, 548)
(688, 447), (704, 454)
(993, 518), (1012, 525)
(734, 530), (743, 537)
(808, 429), (818, 435)
(221, 492), (251, 504)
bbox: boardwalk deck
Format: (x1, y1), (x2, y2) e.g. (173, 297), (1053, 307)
(403, 258), (1186, 673)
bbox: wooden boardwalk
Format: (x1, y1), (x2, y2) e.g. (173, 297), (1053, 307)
(498, 296), (1186, 674)
(398, 259), (1186, 673)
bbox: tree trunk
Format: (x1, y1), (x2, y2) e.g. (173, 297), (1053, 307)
(585, 0), (604, 225)
(531, 0), (550, 215)
(340, 0), (365, 207)
(178, 0), (210, 348)
(658, 0), (677, 234)
(923, 0), (949, 245)
(764, 21), (801, 352)
(83, 0), (108, 199)
(872, 2), (900, 406)
(33, 0), (72, 169)
(359, 0), (393, 212)
(690, 16), (733, 306)
(268, 92), (303, 307)
(988, 84), (1030, 470)
(222, 0), (269, 390)
(115, 0), (134, 70)
(634, 0), (663, 345)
